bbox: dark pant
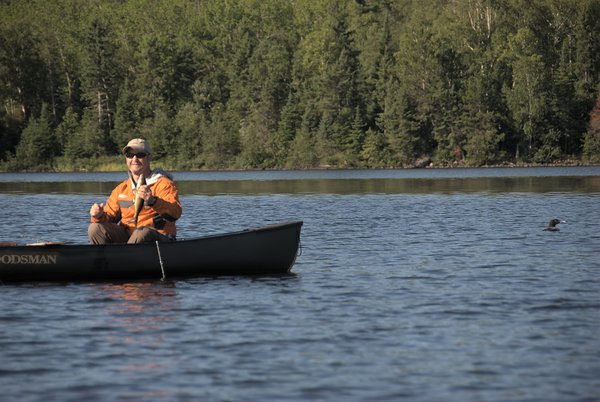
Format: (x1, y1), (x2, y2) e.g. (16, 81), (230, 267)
(88, 222), (174, 245)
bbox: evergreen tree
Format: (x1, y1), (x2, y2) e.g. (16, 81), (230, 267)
(346, 106), (366, 165)
(174, 102), (204, 169)
(140, 102), (175, 161)
(64, 108), (106, 163)
(55, 106), (79, 156)
(361, 128), (389, 167)
(80, 15), (120, 136)
(0, 16), (46, 124)
(582, 91), (600, 162)
(201, 103), (240, 169)
(14, 104), (55, 169)
(111, 79), (138, 149)
(272, 92), (301, 167)
(286, 104), (319, 168)
(573, 0), (600, 100)
(503, 27), (552, 160)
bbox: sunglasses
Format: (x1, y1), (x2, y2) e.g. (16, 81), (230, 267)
(125, 152), (148, 159)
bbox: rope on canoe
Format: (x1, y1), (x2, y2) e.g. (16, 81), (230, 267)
(155, 241), (166, 281)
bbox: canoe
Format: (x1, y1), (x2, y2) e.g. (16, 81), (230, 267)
(0, 221), (303, 283)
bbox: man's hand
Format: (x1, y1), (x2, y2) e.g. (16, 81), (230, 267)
(136, 185), (153, 202)
(90, 202), (105, 218)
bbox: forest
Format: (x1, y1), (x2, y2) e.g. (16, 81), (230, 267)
(1, 0), (600, 171)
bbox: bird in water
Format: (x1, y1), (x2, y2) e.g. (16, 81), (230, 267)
(544, 218), (565, 232)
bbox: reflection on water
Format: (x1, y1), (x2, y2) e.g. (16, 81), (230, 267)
(88, 282), (181, 393)
(1, 166), (599, 183)
(1, 167), (599, 195)
(1, 176), (599, 195)
(95, 282), (178, 314)
(91, 282), (179, 344)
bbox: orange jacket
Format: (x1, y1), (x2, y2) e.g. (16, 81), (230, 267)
(91, 170), (182, 237)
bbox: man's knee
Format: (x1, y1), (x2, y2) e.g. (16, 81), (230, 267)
(88, 222), (129, 244)
(128, 227), (154, 244)
(88, 222), (108, 244)
(128, 227), (172, 244)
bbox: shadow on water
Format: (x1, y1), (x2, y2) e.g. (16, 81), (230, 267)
(1, 176), (599, 195)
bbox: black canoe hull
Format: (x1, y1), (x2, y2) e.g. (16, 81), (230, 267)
(0, 221), (302, 283)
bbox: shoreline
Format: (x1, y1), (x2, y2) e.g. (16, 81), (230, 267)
(1, 161), (598, 174)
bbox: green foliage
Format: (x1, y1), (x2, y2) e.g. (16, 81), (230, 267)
(55, 107), (79, 155)
(111, 79), (137, 149)
(464, 112), (505, 166)
(272, 92), (301, 167)
(64, 108), (107, 165)
(361, 128), (389, 167)
(140, 102), (175, 161)
(1, 0), (599, 171)
(174, 102), (204, 169)
(200, 103), (240, 169)
(286, 104), (319, 168)
(533, 129), (562, 163)
(582, 84), (600, 163)
(13, 104), (55, 170)
(582, 128), (600, 163)
(504, 28), (552, 159)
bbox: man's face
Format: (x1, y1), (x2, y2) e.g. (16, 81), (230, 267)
(125, 150), (151, 176)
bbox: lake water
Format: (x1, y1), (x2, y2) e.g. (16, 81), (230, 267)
(1, 167), (599, 401)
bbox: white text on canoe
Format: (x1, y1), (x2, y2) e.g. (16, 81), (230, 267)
(0, 254), (58, 265)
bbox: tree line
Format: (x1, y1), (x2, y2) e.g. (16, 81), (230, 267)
(1, 0), (600, 171)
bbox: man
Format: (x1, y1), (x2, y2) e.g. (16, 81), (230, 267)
(88, 138), (182, 244)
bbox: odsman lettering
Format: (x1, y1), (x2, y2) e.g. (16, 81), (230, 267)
(0, 254), (58, 265)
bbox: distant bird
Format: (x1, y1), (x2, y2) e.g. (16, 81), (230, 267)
(544, 219), (565, 232)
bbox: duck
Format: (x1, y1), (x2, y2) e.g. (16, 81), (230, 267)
(544, 218), (565, 232)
